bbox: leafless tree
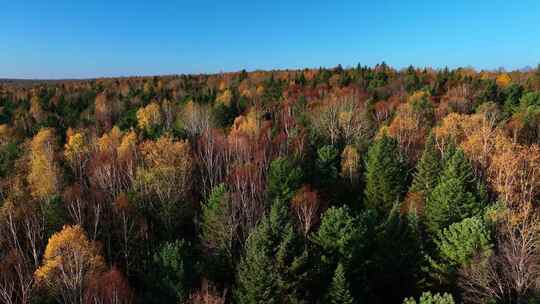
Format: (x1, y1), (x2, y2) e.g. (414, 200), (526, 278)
(460, 204), (540, 304)
(0, 201), (42, 304)
(291, 185), (321, 237)
(189, 279), (227, 304)
(197, 129), (227, 197)
(182, 101), (213, 139)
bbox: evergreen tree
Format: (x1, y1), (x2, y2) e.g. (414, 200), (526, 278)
(403, 292), (455, 304)
(425, 149), (487, 235)
(315, 145), (340, 187)
(519, 91), (540, 109)
(212, 102), (237, 128)
(502, 83), (524, 116)
(364, 135), (408, 214)
(325, 263), (354, 304)
(267, 157), (303, 202)
(312, 206), (374, 301)
(0, 142), (19, 178)
(410, 133), (441, 196)
(311, 206), (365, 267)
(236, 198), (306, 304)
(201, 184), (235, 284)
(146, 240), (197, 303)
(429, 217), (492, 285)
(370, 204), (425, 303)
(236, 245), (279, 304)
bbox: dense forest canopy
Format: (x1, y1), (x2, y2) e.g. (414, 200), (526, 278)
(1, 64), (540, 304)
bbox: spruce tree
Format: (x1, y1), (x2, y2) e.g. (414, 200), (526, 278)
(236, 198), (305, 304)
(267, 157), (303, 202)
(312, 206), (373, 301)
(147, 240), (196, 303)
(312, 206), (365, 268)
(201, 184), (235, 284)
(201, 184), (231, 253)
(364, 135), (408, 215)
(425, 149), (487, 235)
(315, 145), (340, 187)
(325, 263), (354, 304)
(370, 204), (425, 303)
(410, 133), (441, 196)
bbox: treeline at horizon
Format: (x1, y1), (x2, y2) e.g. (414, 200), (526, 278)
(1, 63), (540, 304)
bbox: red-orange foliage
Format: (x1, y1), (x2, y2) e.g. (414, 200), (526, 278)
(437, 84), (474, 117)
(189, 279), (227, 304)
(85, 267), (134, 304)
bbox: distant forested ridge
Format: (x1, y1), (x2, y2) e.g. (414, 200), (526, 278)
(1, 64), (540, 304)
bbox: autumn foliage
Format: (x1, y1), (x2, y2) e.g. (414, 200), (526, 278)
(1, 64), (540, 304)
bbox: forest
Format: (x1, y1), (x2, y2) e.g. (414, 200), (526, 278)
(1, 63), (540, 304)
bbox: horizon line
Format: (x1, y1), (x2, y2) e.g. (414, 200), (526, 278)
(1, 62), (537, 81)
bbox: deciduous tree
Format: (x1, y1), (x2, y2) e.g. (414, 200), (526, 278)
(291, 185), (321, 237)
(136, 102), (162, 136)
(85, 267), (134, 304)
(35, 225), (105, 304)
(459, 205), (540, 304)
(488, 135), (540, 207)
(28, 128), (61, 201)
(340, 144), (361, 184)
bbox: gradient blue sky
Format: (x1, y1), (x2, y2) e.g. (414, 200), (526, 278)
(2, 0), (540, 79)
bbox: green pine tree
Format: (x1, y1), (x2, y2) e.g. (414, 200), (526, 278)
(364, 134), (408, 215)
(425, 149), (487, 235)
(147, 240), (196, 303)
(236, 198), (306, 304)
(325, 263), (354, 304)
(201, 184), (231, 253)
(429, 217), (492, 284)
(311, 206), (365, 267)
(370, 204), (425, 302)
(312, 206), (374, 301)
(267, 157), (303, 202)
(410, 133), (441, 196)
(201, 183), (236, 284)
(315, 145), (340, 187)
(403, 292), (455, 304)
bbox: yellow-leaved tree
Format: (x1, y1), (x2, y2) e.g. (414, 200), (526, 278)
(35, 225), (105, 304)
(340, 144), (361, 184)
(135, 135), (193, 233)
(29, 95), (46, 124)
(28, 128), (61, 200)
(136, 102), (162, 133)
(136, 135), (193, 206)
(64, 128), (90, 180)
(216, 89), (233, 107)
(496, 73), (512, 88)
(95, 92), (114, 131)
(90, 126), (137, 198)
(229, 108), (259, 139)
(0, 124), (12, 146)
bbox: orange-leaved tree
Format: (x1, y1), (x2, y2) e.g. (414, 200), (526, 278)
(35, 225), (105, 304)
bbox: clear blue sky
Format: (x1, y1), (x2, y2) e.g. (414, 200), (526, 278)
(2, 0), (539, 79)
